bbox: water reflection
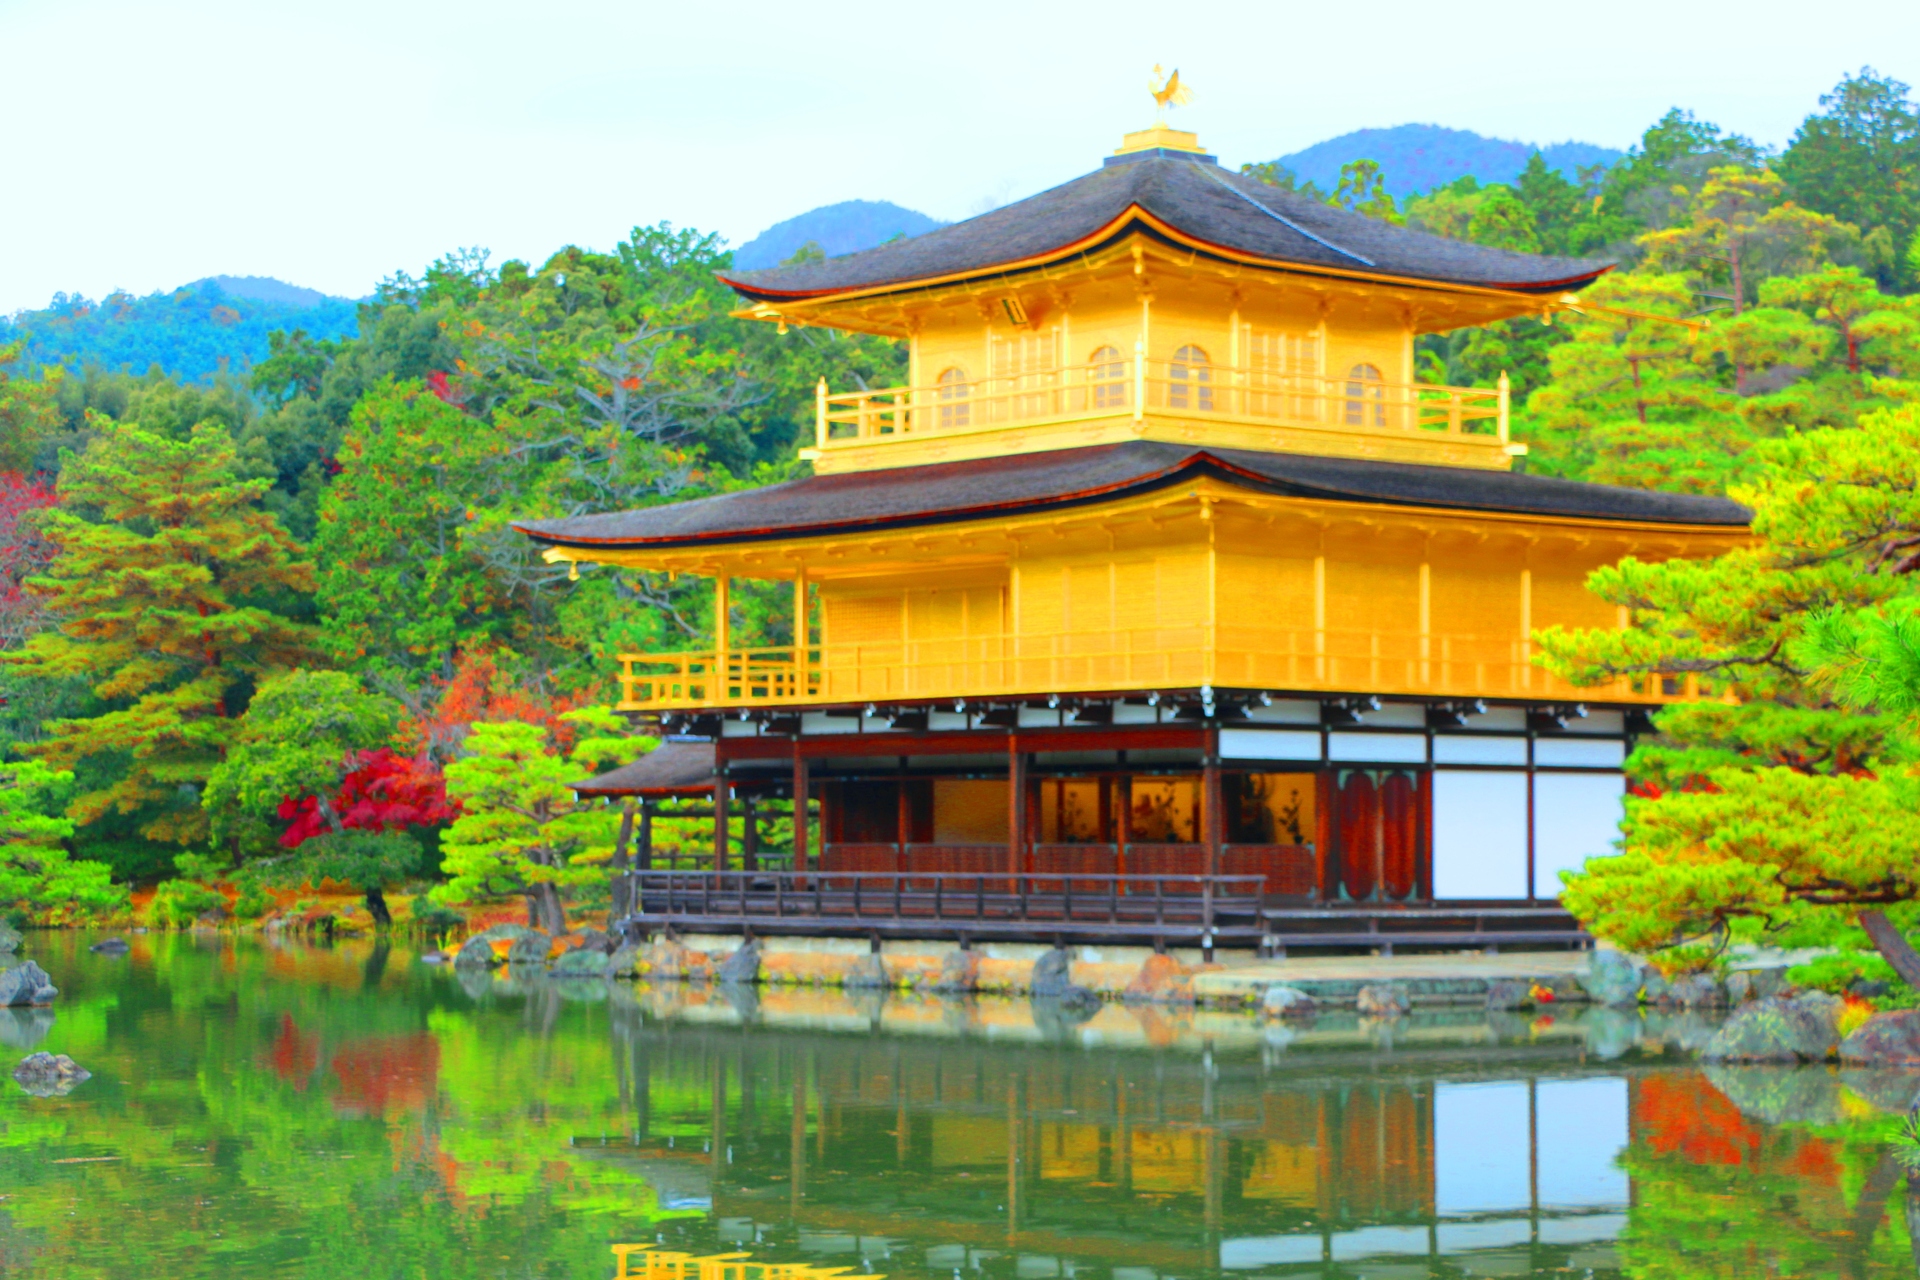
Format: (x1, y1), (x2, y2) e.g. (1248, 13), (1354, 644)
(0, 935), (1916, 1277)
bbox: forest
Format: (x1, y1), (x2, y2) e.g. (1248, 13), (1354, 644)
(3, 68), (1920, 954)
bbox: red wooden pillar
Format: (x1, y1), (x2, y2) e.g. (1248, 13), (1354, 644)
(791, 742), (808, 877)
(1008, 736), (1026, 885)
(714, 758), (729, 872)
(1315, 770), (1337, 900)
(1203, 727), (1223, 877)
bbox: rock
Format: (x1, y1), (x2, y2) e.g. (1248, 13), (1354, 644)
(844, 954), (890, 989)
(1667, 973), (1726, 1008)
(933, 948), (981, 993)
(1485, 979), (1533, 1011)
(1702, 993), (1842, 1062)
(1580, 950), (1640, 1007)
(565, 928), (614, 955)
(12, 1052), (89, 1097)
(717, 939), (761, 984)
(1637, 966), (1671, 1005)
(607, 945), (641, 977)
(1030, 947), (1099, 1006)
(1850, 978), (1892, 1000)
(1840, 1009), (1920, 1064)
(0, 962), (57, 1007)
(0, 922), (20, 954)
(1706, 1064), (1846, 1125)
(473, 923), (540, 945)
(1261, 985), (1317, 1020)
(453, 936), (499, 969)
(88, 937), (130, 955)
(1355, 983), (1410, 1018)
(506, 931), (554, 966)
(1582, 1008), (1642, 1061)
(552, 946), (610, 977)
(1123, 953), (1194, 1004)
(1841, 1068), (1920, 1114)
(1725, 971), (1755, 1005)
(420, 950), (450, 965)
(641, 938), (691, 980)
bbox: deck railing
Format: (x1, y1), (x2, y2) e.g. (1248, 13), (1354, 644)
(616, 626), (1697, 711)
(817, 359), (1507, 452)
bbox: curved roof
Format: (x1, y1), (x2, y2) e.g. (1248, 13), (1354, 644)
(571, 741), (716, 797)
(719, 153), (1611, 302)
(516, 442), (1748, 553)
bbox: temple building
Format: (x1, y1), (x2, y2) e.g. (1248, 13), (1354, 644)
(520, 117), (1747, 951)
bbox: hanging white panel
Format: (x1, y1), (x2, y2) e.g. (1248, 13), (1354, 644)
(1432, 770), (1529, 899)
(1535, 1077), (1630, 1210)
(1532, 773), (1626, 899)
(1434, 1081), (1531, 1216)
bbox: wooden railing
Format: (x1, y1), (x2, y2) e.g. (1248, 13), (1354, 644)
(817, 359), (1508, 451)
(617, 869), (1269, 941)
(616, 627), (1697, 711)
(821, 842), (1316, 898)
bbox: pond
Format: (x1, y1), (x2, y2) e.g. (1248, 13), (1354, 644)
(1, 934), (1916, 1278)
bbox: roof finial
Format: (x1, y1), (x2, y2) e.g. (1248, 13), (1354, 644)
(1149, 65), (1191, 126)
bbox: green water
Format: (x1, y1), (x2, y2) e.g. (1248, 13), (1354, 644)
(1, 934), (1916, 1278)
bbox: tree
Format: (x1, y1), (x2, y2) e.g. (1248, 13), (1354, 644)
(0, 471), (58, 651)
(0, 760), (127, 923)
(1329, 160), (1400, 222)
(0, 343), (61, 473)
(1779, 68), (1920, 290)
(433, 708), (645, 935)
(1, 422), (315, 844)
(1539, 402), (1920, 984)
(1465, 186), (1541, 253)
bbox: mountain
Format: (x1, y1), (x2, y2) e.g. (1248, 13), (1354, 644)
(1, 278), (359, 384)
(733, 200), (946, 270)
(1272, 125), (1624, 198)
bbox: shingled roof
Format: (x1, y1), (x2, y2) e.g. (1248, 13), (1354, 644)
(571, 741), (716, 797)
(719, 152), (1611, 301)
(515, 442), (1748, 554)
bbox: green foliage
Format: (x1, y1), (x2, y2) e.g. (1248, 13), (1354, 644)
(0, 759), (127, 923)
(1329, 160), (1400, 222)
(1, 420), (316, 844)
(202, 668), (404, 853)
(262, 829), (424, 892)
(1465, 186), (1540, 252)
(147, 877), (227, 928)
(1778, 68), (1920, 290)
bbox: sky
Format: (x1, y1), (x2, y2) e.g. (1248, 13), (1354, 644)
(3, 0), (1916, 314)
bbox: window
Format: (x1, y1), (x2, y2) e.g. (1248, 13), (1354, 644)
(1168, 344), (1212, 411)
(1344, 362), (1386, 427)
(1088, 345), (1127, 410)
(936, 366), (970, 429)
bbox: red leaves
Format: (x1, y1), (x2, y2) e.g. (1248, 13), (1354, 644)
(425, 370), (461, 405)
(277, 748), (457, 847)
(0, 471), (57, 647)
(404, 648), (577, 759)
(1634, 1073), (1760, 1166)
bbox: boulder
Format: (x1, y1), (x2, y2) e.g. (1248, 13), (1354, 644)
(1030, 948), (1099, 1006)
(552, 946), (610, 977)
(1706, 1064), (1846, 1125)
(0, 922), (19, 954)
(566, 928), (614, 955)
(1637, 966), (1671, 1005)
(1850, 978), (1892, 1000)
(717, 939), (761, 984)
(452, 936), (499, 969)
(12, 1052), (89, 1097)
(1485, 979), (1533, 1011)
(844, 954), (890, 990)
(1666, 973), (1726, 1008)
(1123, 953), (1194, 1004)
(88, 937), (130, 955)
(1725, 970), (1755, 1005)
(1580, 950), (1640, 1007)
(1840, 1009), (1920, 1064)
(473, 923), (539, 945)
(641, 938), (692, 980)
(506, 931), (554, 967)
(1261, 985), (1317, 1020)
(1701, 993), (1842, 1062)
(1355, 983), (1410, 1018)
(933, 948), (981, 993)
(607, 944), (641, 978)
(0, 962), (57, 1007)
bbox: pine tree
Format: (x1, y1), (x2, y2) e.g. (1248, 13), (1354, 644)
(2, 421), (315, 843)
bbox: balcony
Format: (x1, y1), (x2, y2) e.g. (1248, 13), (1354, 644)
(805, 358), (1518, 473)
(615, 626), (1690, 712)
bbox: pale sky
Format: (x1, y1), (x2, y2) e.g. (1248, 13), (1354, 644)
(3, 0), (1915, 314)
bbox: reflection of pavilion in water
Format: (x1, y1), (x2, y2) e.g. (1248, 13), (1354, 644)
(588, 1021), (1628, 1276)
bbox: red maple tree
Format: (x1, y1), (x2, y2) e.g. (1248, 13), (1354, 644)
(277, 748), (458, 847)
(0, 470), (57, 649)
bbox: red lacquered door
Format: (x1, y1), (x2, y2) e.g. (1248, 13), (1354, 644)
(1381, 772), (1417, 900)
(1339, 772), (1379, 900)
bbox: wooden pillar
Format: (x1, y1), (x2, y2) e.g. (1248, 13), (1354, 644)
(714, 761), (730, 873)
(1315, 770), (1336, 901)
(1117, 773), (1132, 877)
(793, 567), (809, 697)
(792, 745), (809, 877)
(1203, 727), (1223, 877)
(896, 771), (910, 874)
(637, 799), (654, 871)
(742, 796), (759, 872)
(610, 797), (637, 921)
(1009, 738), (1026, 882)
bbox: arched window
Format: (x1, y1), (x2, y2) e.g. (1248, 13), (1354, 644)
(936, 366), (970, 429)
(1344, 362), (1386, 427)
(1168, 344), (1212, 411)
(1088, 345), (1126, 410)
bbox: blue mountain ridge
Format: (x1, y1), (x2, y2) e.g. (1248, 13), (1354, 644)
(732, 200), (947, 270)
(1274, 124), (1623, 199)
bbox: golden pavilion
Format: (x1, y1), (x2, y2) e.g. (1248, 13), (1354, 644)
(518, 111), (1746, 951)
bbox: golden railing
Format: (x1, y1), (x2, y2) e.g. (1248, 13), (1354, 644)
(616, 627), (1695, 711)
(815, 359), (1508, 451)
(612, 1246), (882, 1280)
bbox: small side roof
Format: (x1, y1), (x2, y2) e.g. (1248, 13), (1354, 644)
(718, 153), (1610, 302)
(571, 741), (716, 798)
(516, 441), (1750, 555)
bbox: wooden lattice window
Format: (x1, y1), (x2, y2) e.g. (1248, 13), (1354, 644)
(1088, 345), (1126, 410)
(1344, 362), (1386, 427)
(1168, 344), (1213, 411)
(937, 366), (970, 429)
